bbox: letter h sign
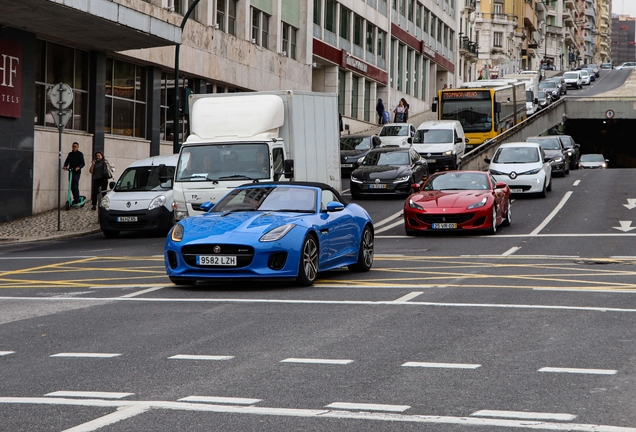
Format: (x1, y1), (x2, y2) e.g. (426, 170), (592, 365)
(0, 39), (23, 118)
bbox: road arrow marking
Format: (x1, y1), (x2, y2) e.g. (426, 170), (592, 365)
(624, 199), (636, 210)
(613, 221), (636, 232)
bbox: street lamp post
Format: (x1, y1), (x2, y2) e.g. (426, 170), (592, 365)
(173, 0), (201, 154)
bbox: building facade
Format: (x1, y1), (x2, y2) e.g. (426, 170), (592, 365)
(611, 14), (636, 65)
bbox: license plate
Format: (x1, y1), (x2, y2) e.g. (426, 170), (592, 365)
(116, 216), (138, 222)
(197, 255), (237, 266)
(510, 189), (523, 193)
(432, 223), (457, 229)
(341, 164), (353, 168)
(367, 184), (387, 189)
(426, 159), (436, 163)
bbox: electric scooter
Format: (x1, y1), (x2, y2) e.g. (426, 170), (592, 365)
(65, 170), (87, 210)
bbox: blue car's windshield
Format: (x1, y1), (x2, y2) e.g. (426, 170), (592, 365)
(212, 187), (317, 213)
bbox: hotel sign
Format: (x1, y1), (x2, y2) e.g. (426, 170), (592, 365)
(0, 39), (22, 118)
(345, 55), (368, 73)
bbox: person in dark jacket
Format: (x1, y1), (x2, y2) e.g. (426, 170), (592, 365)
(89, 151), (110, 210)
(63, 142), (85, 204)
(376, 99), (385, 124)
(401, 98), (410, 123)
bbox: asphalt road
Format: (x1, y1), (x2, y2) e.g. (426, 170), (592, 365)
(1, 171), (636, 430)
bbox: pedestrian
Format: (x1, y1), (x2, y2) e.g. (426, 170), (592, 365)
(339, 113), (344, 133)
(394, 100), (405, 123)
(376, 98), (385, 124)
(400, 98), (410, 123)
(443, 84), (448, 89)
(63, 141), (85, 205)
(89, 151), (111, 210)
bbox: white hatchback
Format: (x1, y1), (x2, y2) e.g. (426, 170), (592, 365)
(485, 142), (552, 197)
(378, 123), (416, 148)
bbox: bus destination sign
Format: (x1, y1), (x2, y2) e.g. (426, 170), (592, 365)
(442, 91), (490, 100)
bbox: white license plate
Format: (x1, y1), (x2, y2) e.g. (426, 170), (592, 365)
(116, 216), (138, 222)
(197, 255), (237, 266)
(367, 184), (387, 189)
(510, 189), (523, 193)
(432, 223), (457, 229)
(341, 163), (353, 168)
(426, 159), (436, 163)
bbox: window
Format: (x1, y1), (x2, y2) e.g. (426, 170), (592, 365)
(227, 0), (237, 35)
(406, 49), (412, 94)
(105, 58), (147, 138)
(377, 30), (386, 59)
(423, 8), (429, 34)
(397, 43), (404, 91)
(282, 23), (298, 59)
(338, 69), (346, 115)
(366, 23), (375, 53)
(340, 6), (350, 40)
(354, 15), (363, 47)
(414, 53), (420, 97)
(408, 0), (414, 21)
(416, 4), (422, 27)
(494, 3), (502, 14)
(352, 75), (359, 118)
(313, 0), (321, 25)
(325, 0), (336, 33)
(494, 32), (503, 47)
(252, 8), (270, 48)
(34, 40), (89, 131)
(217, 0), (225, 31)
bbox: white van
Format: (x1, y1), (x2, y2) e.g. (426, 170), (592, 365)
(98, 154), (178, 238)
(412, 120), (466, 171)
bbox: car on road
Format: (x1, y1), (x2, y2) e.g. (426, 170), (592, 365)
(582, 68), (596, 81)
(525, 136), (570, 176)
(412, 120), (466, 171)
(579, 154), (609, 169)
(580, 64), (600, 77)
(546, 76), (567, 95)
(485, 142), (552, 197)
(340, 134), (381, 174)
(601, 63), (613, 70)
(538, 80), (560, 100)
(537, 90), (552, 109)
(165, 182), (374, 286)
(350, 147), (428, 199)
(556, 135), (581, 169)
(403, 171), (511, 235)
(563, 71), (583, 89)
(579, 69), (592, 85)
(378, 123), (416, 148)
(99, 154), (177, 238)
(615, 62), (636, 70)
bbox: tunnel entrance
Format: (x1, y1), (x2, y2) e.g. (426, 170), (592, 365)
(558, 119), (636, 168)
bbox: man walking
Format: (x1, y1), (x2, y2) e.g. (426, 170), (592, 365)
(63, 141), (85, 204)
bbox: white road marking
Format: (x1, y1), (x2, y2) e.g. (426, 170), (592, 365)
(0, 351), (15, 356)
(376, 235), (414, 239)
(178, 396), (262, 405)
(623, 199), (636, 210)
(0, 256), (95, 260)
(402, 362), (481, 369)
(61, 403), (150, 432)
(462, 254), (579, 258)
(474, 233), (636, 238)
(611, 256), (636, 259)
(373, 210), (404, 228)
(374, 219), (405, 234)
(2, 397), (636, 431)
(539, 367), (617, 375)
(325, 402), (410, 412)
(530, 191), (573, 236)
(613, 221), (636, 232)
(280, 358), (354, 365)
(502, 247), (521, 256)
(46, 391), (133, 399)
(169, 355), (233, 361)
(50, 353), (121, 358)
(393, 292), (423, 302)
(471, 410), (576, 421)
(573, 180), (581, 186)
(120, 286), (165, 298)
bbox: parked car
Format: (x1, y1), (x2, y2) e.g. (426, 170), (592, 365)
(485, 142), (552, 198)
(525, 136), (570, 176)
(583, 68), (596, 81)
(164, 182), (374, 286)
(580, 64), (600, 77)
(340, 134), (381, 173)
(601, 63), (613, 70)
(538, 80), (560, 100)
(537, 90), (552, 109)
(616, 62), (636, 70)
(579, 154), (609, 169)
(403, 171), (511, 236)
(563, 71), (583, 89)
(579, 69), (592, 85)
(350, 147), (428, 199)
(556, 135), (581, 169)
(412, 120), (466, 171)
(99, 154), (178, 238)
(378, 123), (416, 148)
(547, 76), (567, 95)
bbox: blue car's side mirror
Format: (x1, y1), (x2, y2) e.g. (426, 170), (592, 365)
(200, 201), (214, 212)
(326, 201), (345, 212)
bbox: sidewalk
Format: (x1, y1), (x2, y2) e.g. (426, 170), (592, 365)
(0, 205), (100, 244)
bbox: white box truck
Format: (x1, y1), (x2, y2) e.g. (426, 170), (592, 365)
(172, 91), (341, 220)
(500, 74), (540, 116)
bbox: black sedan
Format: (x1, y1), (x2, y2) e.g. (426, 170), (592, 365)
(350, 148), (428, 199)
(340, 134), (381, 174)
(525, 136), (570, 176)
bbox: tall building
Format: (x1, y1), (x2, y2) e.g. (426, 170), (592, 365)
(611, 14), (636, 64)
(598, 0), (612, 63)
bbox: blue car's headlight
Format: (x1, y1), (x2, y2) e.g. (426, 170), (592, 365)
(467, 197), (488, 209)
(171, 223), (184, 242)
(260, 223), (296, 242)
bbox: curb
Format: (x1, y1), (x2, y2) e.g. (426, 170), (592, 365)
(0, 228), (102, 245)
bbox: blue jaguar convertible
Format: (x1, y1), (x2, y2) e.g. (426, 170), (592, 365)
(165, 182), (374, 286)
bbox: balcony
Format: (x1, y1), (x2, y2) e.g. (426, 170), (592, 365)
(565, 0), (576, 11)
(464, 0), (476, 13)
(458, 37), (478, 57)
(546, 25), (563, 36)
(524, 1), (538, 32)
(564, 10), (574, 27)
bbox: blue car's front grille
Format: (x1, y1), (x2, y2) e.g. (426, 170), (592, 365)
(181, 244), (255, 268)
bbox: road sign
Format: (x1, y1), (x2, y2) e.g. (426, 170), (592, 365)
(50, 109), (73, 128)
(606, 109), (615, 119)
(48, 83), (74, 110)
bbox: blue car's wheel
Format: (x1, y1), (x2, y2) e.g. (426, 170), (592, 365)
(349, 226), (374, 272)
(296, 235), (318, 286)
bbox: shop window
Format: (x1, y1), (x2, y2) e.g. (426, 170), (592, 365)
(105, 58), (147, 138)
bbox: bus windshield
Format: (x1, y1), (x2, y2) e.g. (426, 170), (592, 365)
(441, 100), (492, 133)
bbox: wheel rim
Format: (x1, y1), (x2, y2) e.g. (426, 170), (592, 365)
(362, 229), (374, 267)
(506, 202), (511, 224)
(492, 206), (497, 233)
(302, 238), (318, 281)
